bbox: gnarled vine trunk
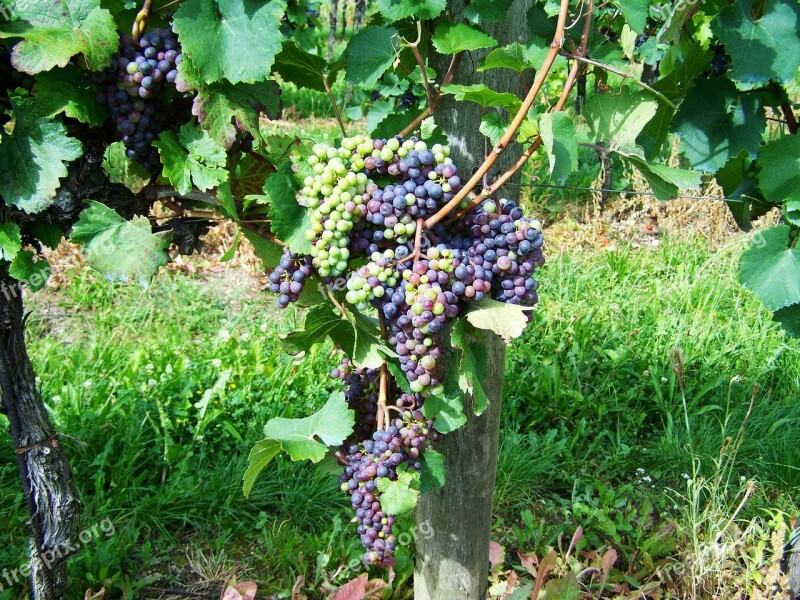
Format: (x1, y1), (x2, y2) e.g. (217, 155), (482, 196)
(414, 1), (529, 598)
(0, 268), (80, 600)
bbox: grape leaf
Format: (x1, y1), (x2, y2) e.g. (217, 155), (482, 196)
(716, 151), (771, 232)
(538, 112), (577, 183)
(465, 299), (531, 344)
(33, 65), (107, 126)
(672, 78), (765, 173)
(377, 0), (445, 23)
(177, 55), (281, 149)
(464, 0), (514, 23)
(756, 135), (800, 205)
(440, 84), (521, 112)
(419, 449), (445, 493)
(713, 0), (800, 89)
(9, 251), (50, 291)
(263, 163), (311, 254)
(615, 149), (701, 201)
(0, 0), (116, 74)
(273, 41), (344, 92)
(584, 88), (657, 153)
(70, 201), (171, 287)
(153, 123), (228, 195)
(479, 113), (506, 146)
(366, 100), (395, 136)
(377, 469), (420, 515)
(773, 303), (800, 338)
(172, 0), (286, 84)
(654, 41), (712, 101)
(243, 392), (354, 497)
(423, 386), (466, 434)
(241, 227), (283, 268)
(478, 43), (532, 72)
(28, 222), (63, 250)
(103, 142), (151, 194)
(281, 304), (354, 353)
(739, 225), (800, 311)
(0, 223), (22, 262)
(0, 97), (82, 214)
(450, 320), (490, 414)
(614, 0), (647, 34)
(785, 201), (800, 228)
(215, 181), (237, 219)
(345, 26), (399, 88)
(432, 23), (497, 55)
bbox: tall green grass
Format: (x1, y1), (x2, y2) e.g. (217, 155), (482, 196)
(0, 237), (797, 597)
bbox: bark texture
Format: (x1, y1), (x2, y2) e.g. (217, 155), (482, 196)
(1, 268), (80, 599)
(414, 2), (529, 598)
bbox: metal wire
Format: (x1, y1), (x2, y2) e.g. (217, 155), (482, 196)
(506, 181), (742, 203)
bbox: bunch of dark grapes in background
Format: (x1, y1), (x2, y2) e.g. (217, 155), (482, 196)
(710, 46), (730, 77)
(268, 248), (311, 308)
(95, 28), (183, 171)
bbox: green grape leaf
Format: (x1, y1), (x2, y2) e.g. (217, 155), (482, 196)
(33, 66), (107, 126)
(739, 225), (800, 311)
(465, 299), (531, 344)
(756, 135), (800, 205)
(654, 41), (712, 101)
(450, 320), (490, 415)
(478, 43), (532, 72)
(243, 392), (354, 497)
(345, 26), (399, 88)
(716, 151), (771, 232)
(176, 55), (281, 149)
(464, 0), (514, 23)
(172, 0), (286, 84)
(785, 201), (800, 228)
(584, 88), (657, 153)
(440, 84), (521, 112)
(70, 201), (171, 287)
(432, 23), (498, 55)
(0, 97), (82, 214)
(241, 227), (283, 268)
(9, 251), (49, 292)
(614, 0), (647, 34)
(153, 123), (228, 196)
(773, 303), (800, 338)
(0, 0), (117, 74)
(637, 105), (674, 160)
(377, 469), (420, 515)
(615, 149), (701, 201)
(423, 384), (466, 434)
(263, 163), (311, 254)
(656, 0), (696, 45)
(282, 304), (353, 353)
(538, 112), (577, 183)
(366, 100), (395, 136)
(273, 41), (343, 92)
(672, 78), (765, 173)
(0, 223), (22, 261)
(377, 0), (445, 22)
(713, 0), (800, 89)
(419, 449), (445, 493)
(103, 142), (151, 194)
(215, 181), (237, 219)
(28, 222), (63, 250)
(349, 311), (396, 369)
(479, 113), (506, 146)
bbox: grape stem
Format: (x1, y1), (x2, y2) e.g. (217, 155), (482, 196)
(397, 51), (464, 139)
(323, 75), (348, 138)
(444, 0), (594, 223)
(326, 288), (349, 319)
(132, 0), (153, 44)
(377, 363), (389, 431)
(423, 0), (572, 230)
(406, 22), (435, 110)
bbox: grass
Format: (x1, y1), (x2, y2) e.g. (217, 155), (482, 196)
(0, 237), (798, 598)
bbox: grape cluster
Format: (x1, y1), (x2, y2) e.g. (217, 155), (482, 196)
(268, 249), (311, 308)
(338, 409), (437, 565)
(96, 29), (183, 170)
(345, 248), (401, 310)
(710, 48), (730, 77)
(332, 359), (379, 441)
